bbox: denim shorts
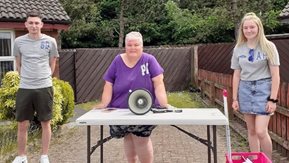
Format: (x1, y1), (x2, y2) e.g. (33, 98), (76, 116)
(109, 125), (156, 138)
(238, 78), (271, 115)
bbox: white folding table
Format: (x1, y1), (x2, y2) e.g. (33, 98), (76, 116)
(76, 108), (229, 163)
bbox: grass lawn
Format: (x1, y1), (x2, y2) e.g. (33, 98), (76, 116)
(75, 101), (99, 111)
(167, 91), (206, 108)
(0, 122), (42, 161)
(0, 122), (17, 161)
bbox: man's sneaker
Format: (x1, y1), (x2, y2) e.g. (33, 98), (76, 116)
(12, 156), (28, 163)
(39, 155), (50, 163)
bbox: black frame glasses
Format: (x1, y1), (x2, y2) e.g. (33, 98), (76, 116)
(248, 49), (254, 62)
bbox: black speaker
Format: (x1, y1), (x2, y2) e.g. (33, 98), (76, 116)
(128, 89), (152, 115)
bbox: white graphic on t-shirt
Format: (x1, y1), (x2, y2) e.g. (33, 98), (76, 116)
(256, 52), (267, 61)
(141, 63), (149, 76)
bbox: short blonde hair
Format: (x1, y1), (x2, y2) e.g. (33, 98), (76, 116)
(125, 31), (143, 47)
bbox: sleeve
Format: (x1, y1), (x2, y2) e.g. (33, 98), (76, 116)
(148, 55), (164, 78)
(49, 38), (59, 57)
(230, 47), (240, 70)
(269, 43), (280, 66)
(103, 55), (118, 84)
(13, 38), (20, 57)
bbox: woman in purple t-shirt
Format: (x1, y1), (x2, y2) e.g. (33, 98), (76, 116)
(96, 31), (168, 163)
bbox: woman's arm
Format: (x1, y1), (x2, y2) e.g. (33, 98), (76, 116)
(94, 81), (113, 109)
(269, 66), (280, 99)
(267, 66), (280, 113)
(152, 74), (168, 108)
(232, 69), (241, 111)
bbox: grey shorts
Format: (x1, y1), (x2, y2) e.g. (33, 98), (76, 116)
(15, 87), (53, 122)
(109, 125), (156, 138)
(238, 78), (271, 115)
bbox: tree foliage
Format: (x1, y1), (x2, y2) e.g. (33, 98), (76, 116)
(59, 0), (289, 48)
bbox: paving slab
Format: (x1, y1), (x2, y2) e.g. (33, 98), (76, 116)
(27, 124), (227, 163)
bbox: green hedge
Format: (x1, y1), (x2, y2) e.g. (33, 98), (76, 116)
(53, 78), (75, 125)
(0, 71), (75, 128)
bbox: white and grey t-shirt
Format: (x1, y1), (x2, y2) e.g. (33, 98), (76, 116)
(13, 34), (59, 89)
(231, 43), (280, 81)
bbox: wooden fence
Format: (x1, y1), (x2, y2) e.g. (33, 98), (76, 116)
(59, 47), (192, 103)
(196, 39), (289, 159)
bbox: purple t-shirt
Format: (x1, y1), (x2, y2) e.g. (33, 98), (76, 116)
(104, 52), (164, 108)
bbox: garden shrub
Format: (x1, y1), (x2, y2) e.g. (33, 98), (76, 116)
(51, 81), (63, 127)
(0, 71), (75, 129)
(53, 78), (75, 125)
(0, 71), (19, 120)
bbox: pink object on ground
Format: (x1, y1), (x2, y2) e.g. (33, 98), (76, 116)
(223, 89), (228, 97)
(225, 152), (272, 163)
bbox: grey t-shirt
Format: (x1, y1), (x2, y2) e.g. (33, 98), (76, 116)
(13, 34), (59, 89)
(231, 43), (280, 81)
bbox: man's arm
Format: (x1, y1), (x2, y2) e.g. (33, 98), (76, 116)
(49, 56), (58, 74)
(15, 56), (21, 74)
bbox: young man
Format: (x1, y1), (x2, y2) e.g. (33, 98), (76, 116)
(12, 10), (58, 163)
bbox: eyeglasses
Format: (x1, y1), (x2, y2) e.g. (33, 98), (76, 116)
(248, 49), (254, 62)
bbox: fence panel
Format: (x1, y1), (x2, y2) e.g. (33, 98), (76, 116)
(59, 47), (192, 103)
(59, 49), (76, 92)
(74, 48), (123, 103)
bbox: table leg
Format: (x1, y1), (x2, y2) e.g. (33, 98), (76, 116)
(87, 126), (91, 163)
(100, 125), (104, 163)
(207, 125), (211, 163)
(213, 126), (217, 163)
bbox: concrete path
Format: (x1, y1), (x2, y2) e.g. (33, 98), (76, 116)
(28, 125), (228, 163)
(26, 108), (229, 163)
(23, 108), (287, 163)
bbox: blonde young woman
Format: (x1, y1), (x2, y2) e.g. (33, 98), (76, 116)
(231, 12), (280, 159)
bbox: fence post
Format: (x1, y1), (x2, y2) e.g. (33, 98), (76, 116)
(210, 80), (215, 104)
(226, 86), (233, 120)
(193, 46), (198, 87)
